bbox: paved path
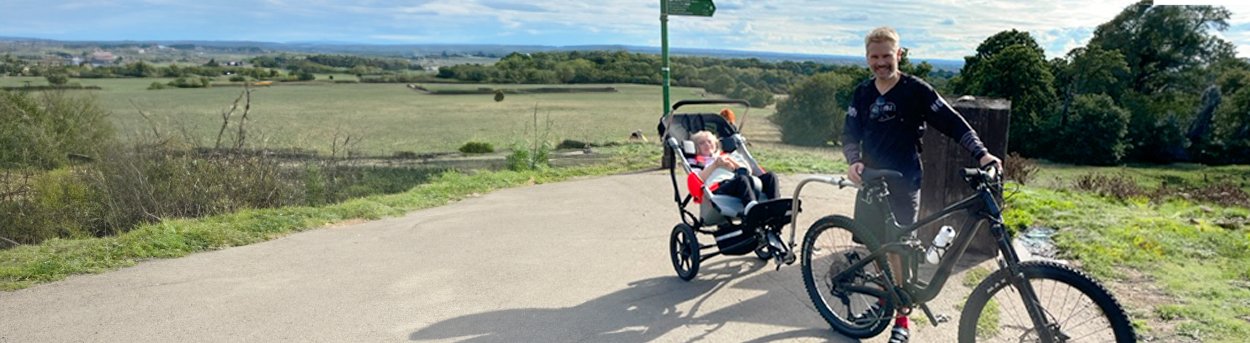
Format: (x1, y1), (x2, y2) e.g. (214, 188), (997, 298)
(0, 172), (993, 342)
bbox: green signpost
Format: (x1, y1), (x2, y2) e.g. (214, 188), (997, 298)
(667, 0), (716, 17)
(659, 0), (715, 120)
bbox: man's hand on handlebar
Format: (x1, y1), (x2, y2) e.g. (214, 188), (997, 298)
(848, 162), (865, 185)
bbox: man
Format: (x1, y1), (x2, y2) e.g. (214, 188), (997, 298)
(842, 27), (1000, 343)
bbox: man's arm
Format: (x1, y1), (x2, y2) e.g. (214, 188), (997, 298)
(842, 99), (866, 183)
(918, 83), (990, 161)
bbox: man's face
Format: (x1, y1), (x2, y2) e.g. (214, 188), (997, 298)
(866, 41), (900, 81)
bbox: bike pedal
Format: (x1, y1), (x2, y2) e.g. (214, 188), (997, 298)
(934, 314), (951, 324)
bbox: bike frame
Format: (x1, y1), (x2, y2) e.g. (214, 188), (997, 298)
(794, 172), (1057, 338)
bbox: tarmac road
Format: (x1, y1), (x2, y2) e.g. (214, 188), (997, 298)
(0, 172), (991, 342)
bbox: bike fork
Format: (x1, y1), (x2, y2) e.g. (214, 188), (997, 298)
(995, 226), (1065, 343)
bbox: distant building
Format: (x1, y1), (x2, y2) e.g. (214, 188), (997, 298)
(90, 51), (115, 66)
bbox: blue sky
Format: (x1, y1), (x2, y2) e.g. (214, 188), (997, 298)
(4, 0), (1250, 60)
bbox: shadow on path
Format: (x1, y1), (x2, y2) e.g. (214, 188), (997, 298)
(409, 257), (860, 342)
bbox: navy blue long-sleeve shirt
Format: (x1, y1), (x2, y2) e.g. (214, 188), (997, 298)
(842, 74), (989, 188)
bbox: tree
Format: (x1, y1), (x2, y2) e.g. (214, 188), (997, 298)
(772, 72), (856, 146)
(706, 74), (737, 96)
(45, 73), (69, 86)
(1089, 1), (1234, 95)
(1185, 85), (1221, 160)
(205, 58), (220, 67)
(951, 29), (1045, 95)
(1052, 46), (1130, 128)
(954, 32), (1056, 156)
(898, 48), (931, 79)
(1052, 94), (1130, 165)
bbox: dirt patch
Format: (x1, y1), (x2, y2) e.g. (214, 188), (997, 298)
(1103, 268), (1197, 342)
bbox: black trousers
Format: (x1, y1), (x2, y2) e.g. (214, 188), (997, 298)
(713, 170), (779, 202)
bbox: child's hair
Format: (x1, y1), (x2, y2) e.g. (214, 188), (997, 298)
(691, 131), (719, 152)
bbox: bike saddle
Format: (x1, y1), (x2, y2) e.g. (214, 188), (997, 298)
(860, 168), (904, 184)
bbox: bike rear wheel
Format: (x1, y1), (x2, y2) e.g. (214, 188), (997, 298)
(800, 215), (893, 338)
(959, 260), (1135, 342)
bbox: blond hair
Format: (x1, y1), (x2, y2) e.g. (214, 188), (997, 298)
(691, 131), (719, 152)
(864, 26), (900, 50)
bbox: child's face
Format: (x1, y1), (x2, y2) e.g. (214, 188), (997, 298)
(695, 137), (716, 155)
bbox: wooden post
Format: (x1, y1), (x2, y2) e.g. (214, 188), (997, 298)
(918, 97), (1010, 257)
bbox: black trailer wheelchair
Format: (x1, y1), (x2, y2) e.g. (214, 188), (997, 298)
(658, 99), (801, 281)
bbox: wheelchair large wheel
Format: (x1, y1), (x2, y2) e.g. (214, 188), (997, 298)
(670, 223), (701, 281)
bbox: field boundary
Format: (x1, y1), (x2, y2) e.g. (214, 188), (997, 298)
(406, 84), (618, 95)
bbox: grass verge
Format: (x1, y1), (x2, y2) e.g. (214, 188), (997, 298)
(1003, 184), (1250, 341)
(0, 143), (662, 291)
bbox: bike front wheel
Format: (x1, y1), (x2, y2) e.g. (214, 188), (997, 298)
(959, 260), (1135, 342)
(800, 215), (893, 338)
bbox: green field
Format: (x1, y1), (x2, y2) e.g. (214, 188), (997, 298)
(1033, 161), (1250, 193)
(0, 76), (773, 155)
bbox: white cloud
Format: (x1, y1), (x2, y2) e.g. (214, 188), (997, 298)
(4, 0), (1250, 59)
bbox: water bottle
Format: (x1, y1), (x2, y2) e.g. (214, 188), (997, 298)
(925, 225), (956, 264)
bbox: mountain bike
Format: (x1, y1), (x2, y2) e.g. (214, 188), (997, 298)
(790, 165), (1135, 342)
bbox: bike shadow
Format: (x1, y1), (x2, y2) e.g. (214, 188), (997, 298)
(408, 257), (861, 342)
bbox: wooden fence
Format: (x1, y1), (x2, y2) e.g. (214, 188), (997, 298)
(918, 97), (1011, 256)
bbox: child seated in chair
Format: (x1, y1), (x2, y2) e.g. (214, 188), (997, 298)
(687, 130), (779, 207)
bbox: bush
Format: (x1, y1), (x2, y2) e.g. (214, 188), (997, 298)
(506, 142), (550, 171)
(728, 86), (775, 108)
(0, 168), (101, 244)
(1073, 173), (1143, 200)
(0, 91), (115, 169)
(494, 90), (505, 102)
(1003, 152), (1039, 185)
(167, 77), (212, 88)
(84, 146), (304, 233)
(229, 75), (247, 82)
(772, 72), (856, 146)
(45, 74), (69, 86)
(458, 141), (494, 154)
(557, 139), (591, 150)
(147, 82), (166, 90)
(392, 151), (418, 159)
(1052, 94), (1129, 165)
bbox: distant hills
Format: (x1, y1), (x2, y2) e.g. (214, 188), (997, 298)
(0, 37), (964, 72)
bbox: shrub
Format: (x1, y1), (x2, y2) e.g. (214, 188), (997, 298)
(147, 82), (166, 90)
(1052, 94), (1130, 165)
(0, 168), (101, 244)
(728, 86), (775, 108)
(1003, 152), (1039, 185)
(45, 74), (69, 86)
(557, 139), (591, 150)
(506, 142), (550, 171)
(392, 151), (418, 159)
(494, 90), (505, 102)
(229, 75), (246, 82)
(458, 141), (494, 154)
(84, 145), (303, 234)
(0, 90), (115, 169)
(1073, 173), (1143, 200)
(773, 72), (855, 146)
(167, 77), (213, 88)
